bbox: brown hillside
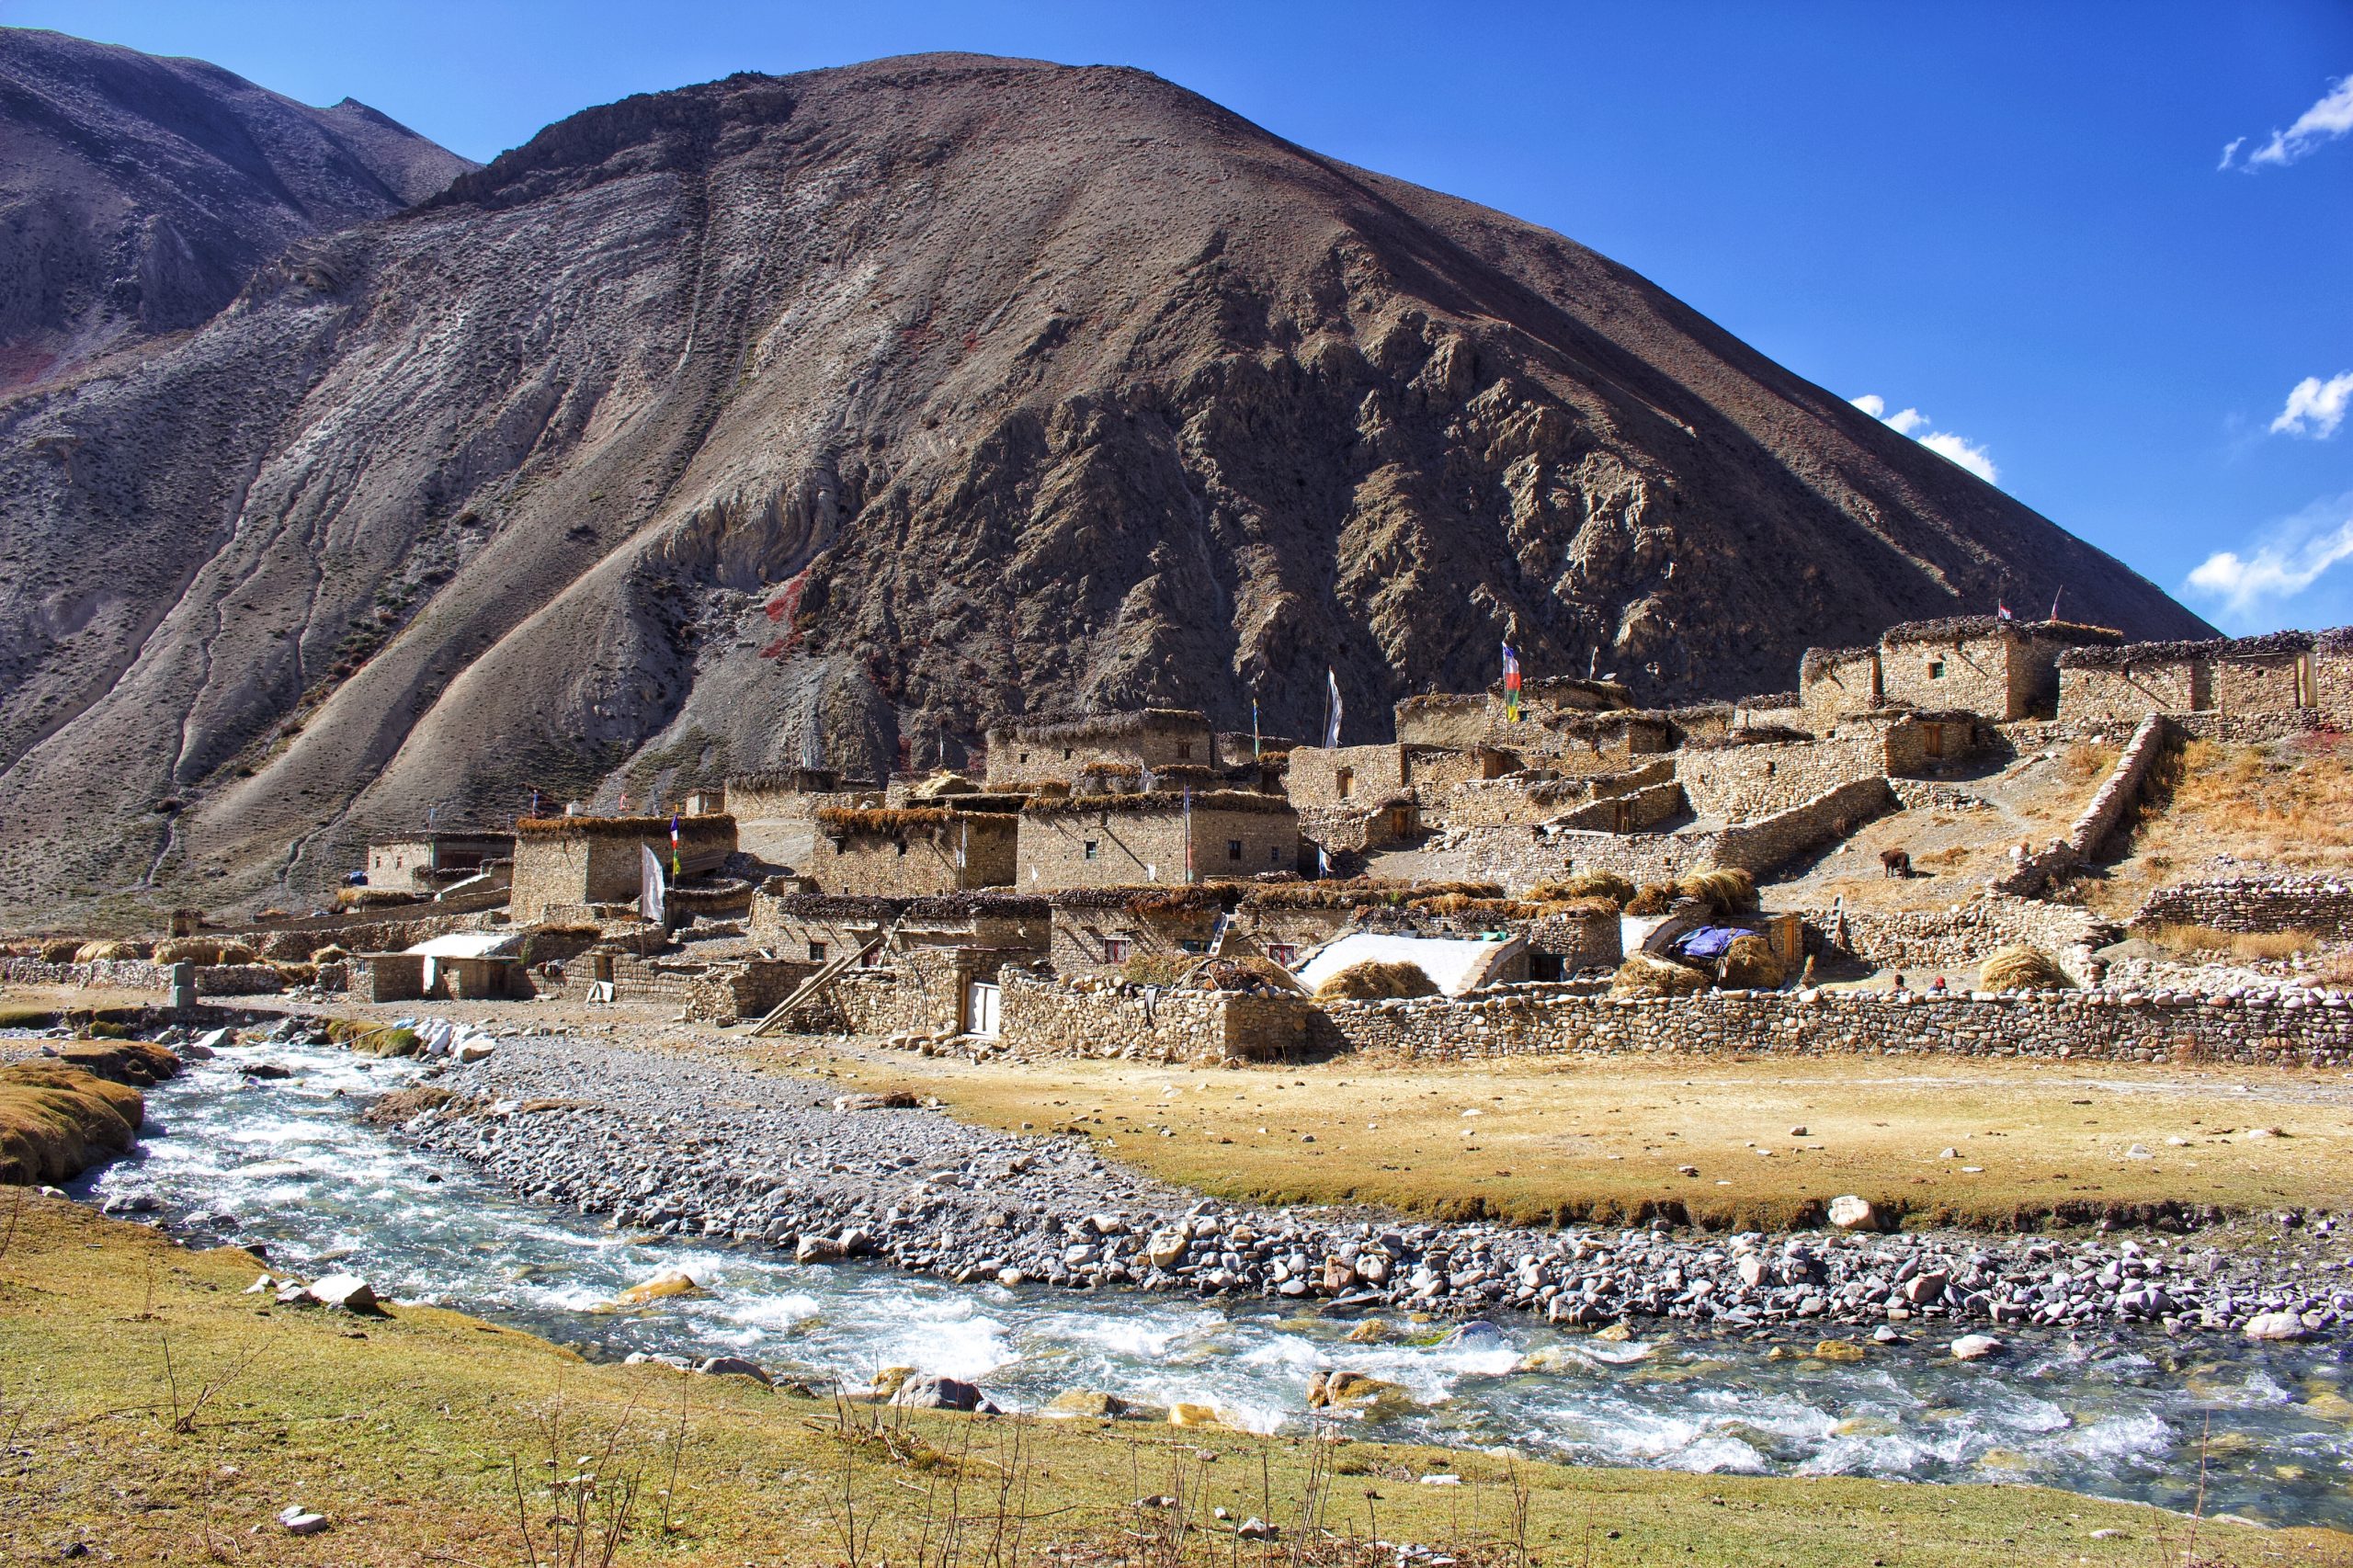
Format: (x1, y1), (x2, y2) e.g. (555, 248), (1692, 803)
(0, 53), (2208, 917)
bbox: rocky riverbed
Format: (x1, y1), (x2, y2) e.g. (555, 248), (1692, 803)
(381, 1028), (2353, 1345)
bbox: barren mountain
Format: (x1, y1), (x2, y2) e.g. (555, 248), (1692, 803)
(0, 51), (2209, 919)
(0, 26), (472, 387)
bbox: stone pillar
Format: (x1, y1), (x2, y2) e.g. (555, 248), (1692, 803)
(167, 961), (198, 1014)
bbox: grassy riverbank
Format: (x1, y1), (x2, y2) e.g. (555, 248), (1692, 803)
(779, 1041), (2353, 1231)
(1, 1197), (2337, 1565)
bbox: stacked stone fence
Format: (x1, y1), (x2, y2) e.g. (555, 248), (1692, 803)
(1708, 777), (1895, 875)
(2171, 710), (2335, 745)
(0, 958), (288, 995)
(683, 957), (823, 1024)
(997, 971), (1308, 1062)
(1816, 898), (2111, 985)
(2132, 878), (2353, 939)
(1305, 984), (2351, 1068)
(1990, 713), (2170, 897)
(1461, 777), (1893, 893)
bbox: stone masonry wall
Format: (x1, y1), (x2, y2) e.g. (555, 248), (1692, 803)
(1307, 985), (2353, 1068)
(997, 971), (1309, 1062)
(0, 958), (285, 995)
(1430, 759), (1676, 831)
(1822, 897), (2110, 985)
(809, 818), (1017, 897)
(2059, 662), (2205, 723)
(2132, 878), (2353, 940)
(1675, 735), (1881, 820)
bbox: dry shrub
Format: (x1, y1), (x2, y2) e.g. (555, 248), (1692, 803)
(1609, 954), (1710, 997)
(1526, 870), (1635, 907)
(2147, 924), (2316, 962)
(1677, 868), (1758, 915)
(1980, 944), (2073, 992)
(1624, 882), (1678, 916)
(1313, 960), (1439, 1002)
(2060, 742), (2114, 783)
(73, 939), (151, 963)
(0, 1062), (144, 1184)
(1718, 934), (1783, 989)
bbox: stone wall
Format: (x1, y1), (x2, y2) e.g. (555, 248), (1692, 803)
(729, 786), (882, 869)
(1820, 897), (2110, 985)
(2059, 661), (2206, 722)
(1306, 985), (2353, 1068)
(0, 958), (286, 995)
(1462, 777), (1892, 893)
(1540, 780), (1688, 833)
(1428, 759), (1676, 831)
(1709, 777), (1898, 876)
(808, 815), (1017, 897)
(1990, 713), (2169, 897)
(510, 817), (738, 922)
(997, 971), (1310, 1062)
(1017, 803), (1298, 888)
(2213, 652), (2313, 714)
(684, 958), (823, 1024)
(2316, 640), (2353, 722)
(1676, 735), (1881, 821)
(1284, 744), (1410, 810)
(2169, 710), (2331, 744)
(1800, 648), (1880, 721)
(983, 713), (1215, 788)
(2133, 877), (2353, 940)
(1048, 905), (1221, 976)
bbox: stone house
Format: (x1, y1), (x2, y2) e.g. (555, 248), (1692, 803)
(2317, 627), (2353, 722)
(1392, 677), (1631, 754)
(983, 709), (1216, 789)
(364, 832), (513, 893)
(1017, 790), (1300, 888)
(2210, 631), (2315, 713)
(808, 804), (1019, 897)
(1045, 884), (1238, 976)
(509, 814), (738, 923)
(1799, 646), (1881, 722)
(725, 769), (881, 869)
(2056, 641), (2216, 721)
(1876, 617), (2122, 722)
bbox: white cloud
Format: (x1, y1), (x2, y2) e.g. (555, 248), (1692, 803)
(2218, 135), (2245, 171)
(2222, 74), (2353, 170)
(2270, 371), (2353, 438)
(1848, 393), (1999, 484)
(2185, 494), (2353, 618)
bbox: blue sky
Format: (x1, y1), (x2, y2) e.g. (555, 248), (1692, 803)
(10, 1), (2350, 633)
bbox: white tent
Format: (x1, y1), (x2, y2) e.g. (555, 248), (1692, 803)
(1293, 932), (1522, 998)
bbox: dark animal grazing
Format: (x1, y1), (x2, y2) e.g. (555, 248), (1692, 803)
(1881, 848), (1912, 878)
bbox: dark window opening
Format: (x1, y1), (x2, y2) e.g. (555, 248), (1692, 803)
(1083, 839), (1099, 859)
(1227, 838), (1243, 861)
(808, 941), (826, 962)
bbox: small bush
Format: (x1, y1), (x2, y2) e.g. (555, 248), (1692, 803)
(2060, 742), (2114, 783)
(1313, 960), (1439, 1002)
(1609, 954), (1709, 997)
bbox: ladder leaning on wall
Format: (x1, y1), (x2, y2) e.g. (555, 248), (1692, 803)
(747, 915), (904, 1037)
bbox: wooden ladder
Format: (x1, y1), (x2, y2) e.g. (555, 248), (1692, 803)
(747, 917), (901, 1037)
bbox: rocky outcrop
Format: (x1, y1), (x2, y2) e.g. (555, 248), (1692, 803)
(0, 52), (2208, 918)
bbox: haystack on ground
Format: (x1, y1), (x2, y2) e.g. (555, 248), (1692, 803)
(1980, 945), (2073, 992)
(1314, 960), (1441, 1002)
(1718, 934), (1783, 989)
(1610, 954), (1710, 997)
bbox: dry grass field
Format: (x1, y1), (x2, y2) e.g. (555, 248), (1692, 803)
(2089, 734), (2353, 915)
(3, 1195), (2339, 1566)
(766, 1040), (2353, 1231)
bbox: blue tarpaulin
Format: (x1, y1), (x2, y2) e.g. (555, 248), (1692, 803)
(1674, 926), (1744, 960)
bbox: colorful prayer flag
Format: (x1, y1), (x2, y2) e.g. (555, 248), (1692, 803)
(669, 813), (682, 879)
(1324, 668), (1343, 748)
(1501, 642), (1523, 722)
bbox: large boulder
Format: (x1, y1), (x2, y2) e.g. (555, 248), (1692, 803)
(890, 1375), (993, 1412)
(612, 1268), (705, 1307)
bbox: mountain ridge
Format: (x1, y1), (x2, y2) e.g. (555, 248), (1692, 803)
(0, 49), (2208, 919)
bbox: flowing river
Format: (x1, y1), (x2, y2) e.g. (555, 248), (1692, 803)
(63, 1039), (2353, 1530)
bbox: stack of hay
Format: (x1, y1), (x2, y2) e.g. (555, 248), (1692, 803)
(1608, 954), (1710, 998)
(1979, 945), (2072, 992)
(1313, 960), (1439, 1002)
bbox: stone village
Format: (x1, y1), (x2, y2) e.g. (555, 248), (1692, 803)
(15, 618), (2353, 1080)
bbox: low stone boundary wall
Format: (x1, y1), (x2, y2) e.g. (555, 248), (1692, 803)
(2134, 877), (2353, 939)
(1819, 897), (2111, 986)
(1462, 777), (1893, 892)
(2172, 710), (2332, 744)
(1991, 713), (2170, 897)
(1308, 984), (2352, 1067)
(683, 958), (822, 1024)
(998, 971), (1308, 1062)
(1709, 777), (1895, 875)
(0, 958), (286, 995)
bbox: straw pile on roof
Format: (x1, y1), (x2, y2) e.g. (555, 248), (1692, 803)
(1243, 878), (1501, 911)
(814, 805), (953, 835)
(1717, 935), (1783, 990)
(1623, 882), (1678, 916)
(1979, 945), (2073, 992)
(517, 814), (738, 837)
(992, 708), (1209, 744)
(905, 771), (979, 800)
(1881, 616), (2121, 648)
(1609, 954), (1710, 997)
(1527, 871), (1635, 907)
(1021, 789), (1291, 818)
(1678, 868), (1758, 917)
(1313, 960), (1439, 1002)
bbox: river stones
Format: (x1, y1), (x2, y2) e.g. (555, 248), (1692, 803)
(1166, 1402), (1223, 1426)
(1437, 1320), (1505, 1349)
(1950, 1334), (2003, 1361)
(1826, 1195), (1878, 1231)
(891, 1374), (992, 1412)
(305, 1273), (381, 1313)
(613, 1268), (704, 1307)
(1343, 1318), (1393, 1344)
(1044, 1389), (1129, 1418)
(1308, 1370), (1415, 1415)
(2243, 1311), (2313, 1342)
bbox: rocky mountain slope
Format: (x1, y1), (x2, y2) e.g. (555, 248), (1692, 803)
(0, 51), (2209, 918)
(0, 27), (472, 387)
